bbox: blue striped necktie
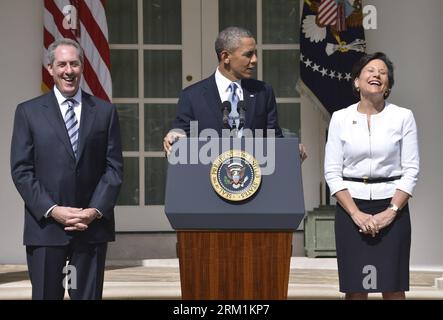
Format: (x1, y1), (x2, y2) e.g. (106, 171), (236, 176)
(228, 82), (239, 128)
(64, 98), (79, 158)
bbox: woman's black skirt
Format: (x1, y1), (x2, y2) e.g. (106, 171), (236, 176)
(335, 198), (411, 293)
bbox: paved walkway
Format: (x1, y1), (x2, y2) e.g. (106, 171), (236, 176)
(1, 258), (442, 299)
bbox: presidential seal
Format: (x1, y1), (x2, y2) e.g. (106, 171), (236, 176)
(210, 150), (261, 201)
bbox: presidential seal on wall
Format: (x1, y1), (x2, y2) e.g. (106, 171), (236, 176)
(210, 150), (261, 201)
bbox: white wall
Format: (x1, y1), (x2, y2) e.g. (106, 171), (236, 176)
(363, 0), (443, 268)
(0, 0), (44, 263)
(300, 96), (328, 212)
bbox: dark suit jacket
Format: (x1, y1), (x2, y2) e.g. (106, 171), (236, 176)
(172, 74), (283, 137)
(11, 90), (123, 246)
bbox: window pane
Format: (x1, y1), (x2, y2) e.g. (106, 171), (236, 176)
(219, 0), (257, 37)
(263, 50), (299, 97)
(117, 157), (139, 205)
(143, 0), (181, 44)
(111, 50), (138, 98)
(144, 50), (182, 98)
(278, 103), (300, 138)
(262, 0), (299, 44)
(145, 158), (167, 205)
(106, 0), (138, 44)
(145, 104), (176, 151)
(116, 104), (139, 152)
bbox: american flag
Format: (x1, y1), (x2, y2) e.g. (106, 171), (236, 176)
(42, 0), (112, 101)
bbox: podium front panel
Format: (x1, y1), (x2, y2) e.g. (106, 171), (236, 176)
(165, 138), (305, 230)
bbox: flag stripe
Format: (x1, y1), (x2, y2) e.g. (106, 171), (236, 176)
(86, 0), (109, 41)
(318, 0), (337, 25)
(42, 66), (53, 91)
(320, 12), (337, 26)
(79, 22), (112, 98)
(318, 0), (335, 15)
(82, 57), (110, 100)
(44, 29), (55, 50)
(319, 0), (335, 14)
(78, 0), (110, 68)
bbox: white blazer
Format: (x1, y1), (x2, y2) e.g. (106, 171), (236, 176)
(324, 102), (419, 200)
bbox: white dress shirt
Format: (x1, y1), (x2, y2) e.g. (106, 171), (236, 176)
(215, 67), (244, 103)
(324, 102), (419, 200)
(53, 86), (82, 126)
(215, 68), (244, 137)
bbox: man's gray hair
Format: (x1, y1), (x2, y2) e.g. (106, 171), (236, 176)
(47, 38), (84, 65)
(215, 26), (254, 61)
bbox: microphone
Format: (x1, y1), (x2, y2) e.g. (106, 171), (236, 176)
(221, 101), (232, 129)
(237, 100), (246, 129)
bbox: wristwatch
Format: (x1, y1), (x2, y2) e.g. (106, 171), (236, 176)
(388, 203), (399, 213)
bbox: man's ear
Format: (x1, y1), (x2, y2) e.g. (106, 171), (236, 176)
(47, 64), (54, 76)
(220, 51), (230, 64)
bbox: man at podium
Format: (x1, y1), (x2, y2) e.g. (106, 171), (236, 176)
(163, 26), (307, 162)
(162, 27), (307, 300)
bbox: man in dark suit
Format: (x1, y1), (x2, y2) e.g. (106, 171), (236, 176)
(163, 26), (307, 160)
(10, 38), (123, 300)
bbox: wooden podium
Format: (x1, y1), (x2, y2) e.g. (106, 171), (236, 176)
(165, 138), (304, 300)
(177, 231), (292, 300)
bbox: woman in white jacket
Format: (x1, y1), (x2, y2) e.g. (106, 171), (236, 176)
(324, 52), (419, 300)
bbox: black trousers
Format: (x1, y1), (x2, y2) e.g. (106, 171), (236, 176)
(26, 240), (108, 300)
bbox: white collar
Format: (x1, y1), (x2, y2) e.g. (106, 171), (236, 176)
(53, 86), (82, 106)
(215, 68), (241, 93)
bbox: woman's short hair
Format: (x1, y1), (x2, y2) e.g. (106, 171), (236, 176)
(351, 52), (395, 98)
